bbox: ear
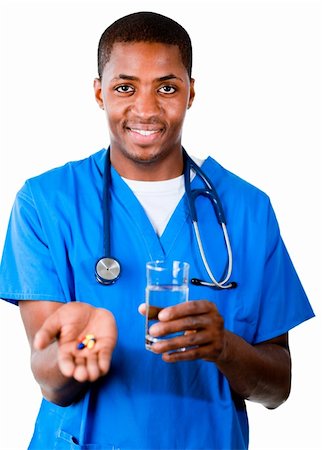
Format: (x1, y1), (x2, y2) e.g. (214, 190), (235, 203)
(93, 78), (104, 109)
(187, 78), (195, 109)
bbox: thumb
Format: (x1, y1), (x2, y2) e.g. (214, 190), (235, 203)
(138, 303), (146, 316)
(33, 310), (62, 350)
(138, 303), (162, 319)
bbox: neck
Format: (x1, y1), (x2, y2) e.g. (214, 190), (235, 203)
(109, 146), (184, 181)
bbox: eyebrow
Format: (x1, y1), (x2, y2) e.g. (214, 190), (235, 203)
(113, 73), (184, 82)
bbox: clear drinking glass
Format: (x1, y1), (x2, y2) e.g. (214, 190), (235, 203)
(145, 260), (190, 351)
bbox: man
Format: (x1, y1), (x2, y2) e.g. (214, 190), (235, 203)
(0, 11), (314, 450)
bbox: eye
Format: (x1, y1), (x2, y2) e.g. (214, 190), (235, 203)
(115, 85), (135, 94)
(159, 85), (176, 94)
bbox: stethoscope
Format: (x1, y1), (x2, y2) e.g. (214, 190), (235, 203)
(95, 148), (237, 289)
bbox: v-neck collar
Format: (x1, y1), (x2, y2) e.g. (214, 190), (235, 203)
(102, 150), (213, 260)
(110, 165), (165, 260)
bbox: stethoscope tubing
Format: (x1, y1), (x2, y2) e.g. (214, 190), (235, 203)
(94, 151), (121, 285)
(184, 150), (227, 225)
(102, 150), (112, 258)
(96, 148), (236, 289)
(183, 148), (236, 289)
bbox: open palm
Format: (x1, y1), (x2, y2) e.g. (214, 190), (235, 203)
(34, 302), (117, 382)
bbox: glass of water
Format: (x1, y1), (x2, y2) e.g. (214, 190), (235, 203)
(145, 260), (189, 351)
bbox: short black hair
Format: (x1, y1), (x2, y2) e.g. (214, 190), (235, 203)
(97, 11), (192, 79)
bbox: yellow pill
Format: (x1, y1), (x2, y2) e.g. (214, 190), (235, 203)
(85, 334), (95, 340)
(87, 339), (96, 349)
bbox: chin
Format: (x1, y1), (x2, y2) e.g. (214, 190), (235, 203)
(124, 147), (164, 164)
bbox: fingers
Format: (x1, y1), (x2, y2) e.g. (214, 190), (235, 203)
(139, 301), (213, 321)
(162, 344), (209, 363)
(65, 354), (99, 383)
(150, 330), (225, 364)
(63, 331), (116, 382)
(58, 350), (98, 382)
(58, 351), (77, 378)
(149, 307), (223, 338)
(147, 300), (225, 362)
(58, 346), (111, 383)
(73, 353), (100, 383)
(97, 348), (113, 374)
(158, 300), (218, 321)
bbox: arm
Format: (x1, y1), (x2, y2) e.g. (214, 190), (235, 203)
(213, 330), (291, 409)
(19, 300), (117, 407)
(139, 300), (291, 409)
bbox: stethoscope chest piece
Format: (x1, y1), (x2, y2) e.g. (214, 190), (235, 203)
(95, 257), (121, 285)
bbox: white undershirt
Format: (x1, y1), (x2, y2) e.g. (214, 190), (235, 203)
(122, 156), (204, 236)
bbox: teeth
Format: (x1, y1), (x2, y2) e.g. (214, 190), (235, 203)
(131, 129), (159, 136)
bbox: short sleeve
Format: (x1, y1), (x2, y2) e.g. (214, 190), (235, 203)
(252, 203), (314, 343)
(0, 185), (67, 305)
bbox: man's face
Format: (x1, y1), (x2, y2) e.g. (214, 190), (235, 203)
(94, 41), (195, 179)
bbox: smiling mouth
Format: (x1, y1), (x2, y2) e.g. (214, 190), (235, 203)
(129, 128), (160, 136)
(125, 126), (164, 145)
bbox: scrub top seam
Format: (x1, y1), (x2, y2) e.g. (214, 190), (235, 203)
(253, 313), (315, 344)
(0, 292), (68, 301)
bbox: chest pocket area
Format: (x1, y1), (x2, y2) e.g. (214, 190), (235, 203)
(57, 430), (120, 450)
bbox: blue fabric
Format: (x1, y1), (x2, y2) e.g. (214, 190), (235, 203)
(0, 149), (314, 449)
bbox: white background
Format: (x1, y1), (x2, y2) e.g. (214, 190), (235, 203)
(0, 0), (321, 449)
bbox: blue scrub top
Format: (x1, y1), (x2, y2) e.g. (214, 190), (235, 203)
(0, 149), (314, 450)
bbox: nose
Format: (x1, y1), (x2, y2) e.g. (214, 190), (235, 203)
(131, 89), (161, 119)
